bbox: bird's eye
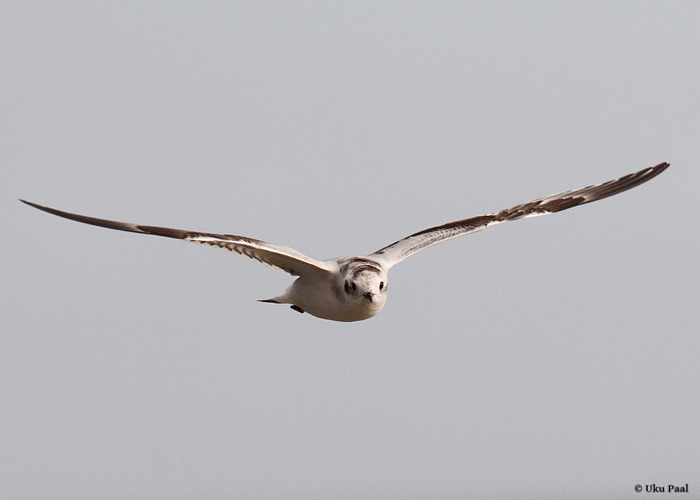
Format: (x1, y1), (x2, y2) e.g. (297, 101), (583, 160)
(379, 281), (384, 290)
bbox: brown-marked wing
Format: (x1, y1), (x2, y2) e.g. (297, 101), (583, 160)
(370, 162), (669, 269)
(20, 200), (332, 277)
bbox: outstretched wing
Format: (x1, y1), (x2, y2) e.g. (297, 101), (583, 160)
(370, 162), (669, 269)
(20, 200), (333, 277)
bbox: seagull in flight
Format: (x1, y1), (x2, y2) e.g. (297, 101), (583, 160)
(21, 162), (668, 322)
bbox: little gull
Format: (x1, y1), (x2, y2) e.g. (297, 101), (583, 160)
(21, 162), (668, 322)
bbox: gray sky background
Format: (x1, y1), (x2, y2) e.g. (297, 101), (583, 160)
(2, 3), (699, 499)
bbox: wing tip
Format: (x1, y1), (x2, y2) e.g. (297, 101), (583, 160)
(649, 161), (670, 175)
(631, 161), (669, 187)
(19, 198), (40, 209)
(19, 199), (64, 216)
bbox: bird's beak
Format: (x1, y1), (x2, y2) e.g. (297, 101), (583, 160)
(364, 293), (374, 303)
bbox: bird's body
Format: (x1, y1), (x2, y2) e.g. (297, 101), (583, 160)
(261, 257), (388, 322)
(21, 162), (668, 321)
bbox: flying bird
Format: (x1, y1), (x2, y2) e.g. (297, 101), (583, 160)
(21, 162), (668, 321)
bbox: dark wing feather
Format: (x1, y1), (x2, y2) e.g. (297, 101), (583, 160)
(370, 162), (669, 268)
(20, 200), (332, 277)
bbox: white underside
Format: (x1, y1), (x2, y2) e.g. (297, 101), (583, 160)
(262, 275), (385, 322)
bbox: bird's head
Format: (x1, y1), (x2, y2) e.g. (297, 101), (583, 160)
(342, 265), (388, 309)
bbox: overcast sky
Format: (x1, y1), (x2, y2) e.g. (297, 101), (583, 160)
(2, 3), (699, 499)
